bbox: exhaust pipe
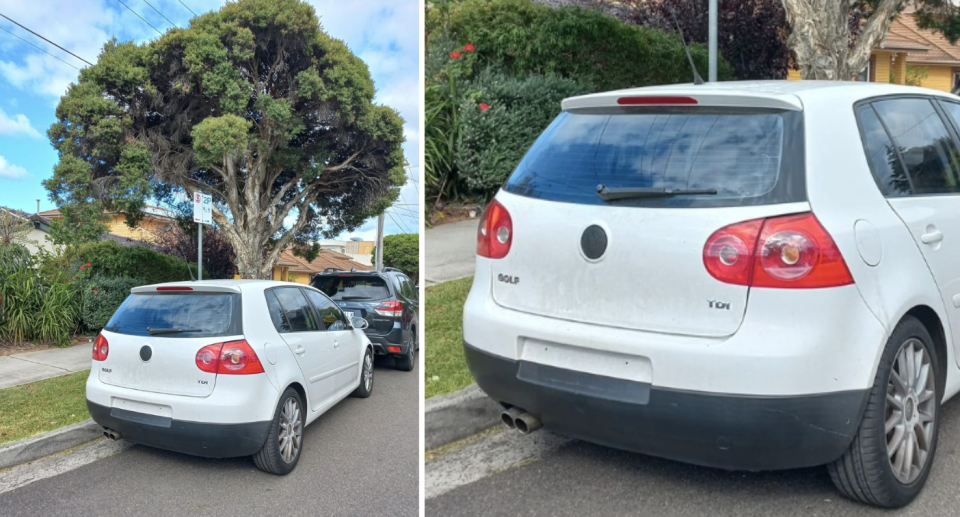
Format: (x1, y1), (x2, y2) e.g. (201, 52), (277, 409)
(515, 413), (542, 434)
(102, 428), (121, 441)
(500, 407), (525, 429)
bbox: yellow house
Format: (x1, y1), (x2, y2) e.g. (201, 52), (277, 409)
(788, 13), (960, 93)
(236, 248), (374, 282)
(38, 205), (175, 244)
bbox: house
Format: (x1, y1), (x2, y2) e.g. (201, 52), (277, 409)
(244, 248), (374, 284)
(0, 208), (58, 255)
(317, 239), (375, 265)
(37, 205), (176, 244)
(788, 11), (960, 93)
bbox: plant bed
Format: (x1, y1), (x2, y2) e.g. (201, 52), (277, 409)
(428, 202), (484, 227)
(0, 334), (96, 357)
(425, 277), (475, 398)
(0, 370), (90, 446)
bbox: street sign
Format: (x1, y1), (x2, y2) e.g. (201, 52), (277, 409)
(193, 192), (212, 225)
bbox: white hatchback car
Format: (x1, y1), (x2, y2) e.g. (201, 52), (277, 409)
(86, 280), (375, 475)
(464, 81), (960, 507)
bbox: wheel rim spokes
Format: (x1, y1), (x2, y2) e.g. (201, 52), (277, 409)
(279, 397), (302, 464)
(364, 354), (373, 391)
(886, 338), (936, 484)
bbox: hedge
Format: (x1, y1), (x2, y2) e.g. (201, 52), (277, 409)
(82, 276), (141, 331)
(49, 240), (198, 285)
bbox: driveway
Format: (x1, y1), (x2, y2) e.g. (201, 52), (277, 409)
(426, 397), (960, 516)
(0, 357), (418, 516)
(425, 219), (477, 286)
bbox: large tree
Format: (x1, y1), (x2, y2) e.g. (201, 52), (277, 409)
(45, 0), (406, 278)
(371, 233), (419, 284)
(782, 0), (960, 80)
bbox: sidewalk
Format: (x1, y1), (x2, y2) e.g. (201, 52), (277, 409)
(0, 344), (92, 390)
(425, 219), (478, 286)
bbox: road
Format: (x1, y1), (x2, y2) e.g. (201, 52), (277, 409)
(426, 396), (960, 516)
(0, 357), (418, 517)
(425, 219), (477, 286)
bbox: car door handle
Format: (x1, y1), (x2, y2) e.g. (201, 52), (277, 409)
(921, 229), (943, 244)
(333, 340), (339, 349)
(294, 345), (305, 356)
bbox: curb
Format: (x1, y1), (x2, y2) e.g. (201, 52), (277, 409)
(425, 384), (502, 451)
(0, 419), (102, 470)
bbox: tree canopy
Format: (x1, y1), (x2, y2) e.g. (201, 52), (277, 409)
(372, 233), (419, 284)
(44, 0), (406, 278)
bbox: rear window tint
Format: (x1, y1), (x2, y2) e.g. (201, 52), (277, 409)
(504, 108), (805, 207)
(313, 276), (391, 302)
(855, 104), (911, 196)
(105, 293), (241, 338)
(270, 287), (320, 333)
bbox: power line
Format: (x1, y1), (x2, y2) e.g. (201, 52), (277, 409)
(0, 13), (94, 66)
(385, 211), (412, 234)
(117, 0), (163, 35)
(0, 26), (80, 70)
(141, 0), (179, 28)
(177, 0), (197, 17)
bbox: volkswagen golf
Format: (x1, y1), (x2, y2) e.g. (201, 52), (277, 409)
(463, 81), (960, 507)
(86, 280), (375, 475)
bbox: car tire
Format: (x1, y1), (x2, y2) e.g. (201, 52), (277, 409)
(253, 388), (304, 476)
(395, 343), (415, 372)
(351, 347), (374, 398)
(828, 315), (941, 508)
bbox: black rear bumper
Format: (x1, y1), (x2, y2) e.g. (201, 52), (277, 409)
(366, 326), (409, 355)
(87, 401), (270, 458)
(464, 342), (868, 471)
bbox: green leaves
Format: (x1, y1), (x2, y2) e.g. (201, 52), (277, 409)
(191, 115), (252, 167)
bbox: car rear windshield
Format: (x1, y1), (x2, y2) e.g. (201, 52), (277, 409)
(104, 293), (242, 338)
(504, 107), (805, 208)
(313, 276), (391, 302)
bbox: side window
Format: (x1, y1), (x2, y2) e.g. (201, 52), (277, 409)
(265, 291), (292, 333)
(856, 104), (912, 196)
(270, 288), (320, 332)
(872, 98), (960, 195)
(303, 289), (347, 331)
(401, 275), (416, 300)
(392, 275), (406, 299)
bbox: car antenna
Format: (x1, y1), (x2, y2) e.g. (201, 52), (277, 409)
(668, 7), (705, 85)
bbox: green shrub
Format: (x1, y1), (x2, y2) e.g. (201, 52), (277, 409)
(49, 240), (196, 285)
(437, 0), (733, 91)
(0, 264), (80, 347)
(456, 70), (591, 194)
(82, 276), (141, 331)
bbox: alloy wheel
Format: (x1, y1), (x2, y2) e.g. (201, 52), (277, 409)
(363, 352), (374, 391)
(886, 338), (936, 484)
(278, 397), (303, 464)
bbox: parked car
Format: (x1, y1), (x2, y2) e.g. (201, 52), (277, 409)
(463, 81), (960, 508)
(311, 267), (419, 371)
(86, 280), (375, 475)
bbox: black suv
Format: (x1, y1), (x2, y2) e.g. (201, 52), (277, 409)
(311, 267), (419, 371)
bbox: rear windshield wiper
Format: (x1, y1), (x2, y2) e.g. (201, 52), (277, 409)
(147, 328), (203, 335)
(339, 296), (372, 300)
(597, 184), (718, 201)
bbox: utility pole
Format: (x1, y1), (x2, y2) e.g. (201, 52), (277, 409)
(708, 0), (718, 82)
(375, 213), (384, 272)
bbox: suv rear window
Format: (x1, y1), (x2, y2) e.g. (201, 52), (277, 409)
(313, 276), (391, 302)
(504, 107), (805, 207)
(105, 293), (241, 338)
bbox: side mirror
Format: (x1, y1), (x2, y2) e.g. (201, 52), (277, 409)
(352, 317), (369, 330)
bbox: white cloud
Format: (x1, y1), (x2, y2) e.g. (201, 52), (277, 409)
(0, 108), (40, 138)
(0, 155), (28, 179)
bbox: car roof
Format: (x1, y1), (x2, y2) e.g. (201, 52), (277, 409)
(562, 80), (960, 112)
(132, 279), (316, 294)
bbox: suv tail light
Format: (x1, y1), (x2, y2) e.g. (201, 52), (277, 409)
(375, 300), (404, 318)
(703, 213), (853, 289)
(195, 340), (264, 375)
(92, 334), (109, 361)
(477, 199), (512, 259)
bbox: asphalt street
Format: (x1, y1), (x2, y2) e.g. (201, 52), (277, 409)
(426, 395), (960, 516)
(0, 356), (418, 517)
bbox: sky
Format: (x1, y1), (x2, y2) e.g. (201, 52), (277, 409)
(0, 0), (420, 241)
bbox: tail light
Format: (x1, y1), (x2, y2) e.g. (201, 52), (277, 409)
(703, 213), (853, 289)
(195, 340), (264, 375)
(92, 334), (109, 361)
(477, 199), (512, 259)
(375, 300), (404, 317)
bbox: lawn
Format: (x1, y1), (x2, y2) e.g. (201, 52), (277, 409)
(425, 276), (476, 398)
(0, 370), (91, 446)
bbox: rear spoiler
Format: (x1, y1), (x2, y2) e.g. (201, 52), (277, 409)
(131, 284), (242, 294)
(562, 91), (803, 112)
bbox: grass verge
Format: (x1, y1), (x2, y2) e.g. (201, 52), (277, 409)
(425, 276), (475, 398)
(0, 370), (90, 446)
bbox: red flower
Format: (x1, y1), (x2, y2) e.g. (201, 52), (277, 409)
(449, 50), (463, 59)
(79, 266), (85, 270)
(85, 263), (91, 267)
(479, 102), (491, 112)
(464, 43), (475, 53)
(93, 290), (98, 294)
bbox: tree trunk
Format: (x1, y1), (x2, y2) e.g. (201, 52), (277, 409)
(233, 240), (273, 280)
(782, 0), (904, 80)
